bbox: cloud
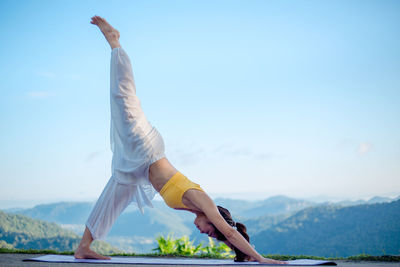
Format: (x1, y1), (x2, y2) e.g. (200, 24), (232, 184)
(169, 142), (272, 165)
(337, 139), (374, 156)
(85, 151), (103, 163)
(358, 142), (373, 156)
(27, 91), (51, 98)
(170, 147), (205, 166)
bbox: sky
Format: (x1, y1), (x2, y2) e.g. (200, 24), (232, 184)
(0, 0), (399, 209)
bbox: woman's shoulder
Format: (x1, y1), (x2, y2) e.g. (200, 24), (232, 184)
(183, 189), (215, 212)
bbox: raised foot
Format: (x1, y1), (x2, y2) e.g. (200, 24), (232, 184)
(74, 246), (111, 260)
(90, 15), (120, 49)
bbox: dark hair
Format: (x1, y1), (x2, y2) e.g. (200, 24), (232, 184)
(213, 206), (251, 262)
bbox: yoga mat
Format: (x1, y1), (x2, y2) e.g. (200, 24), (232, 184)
(25, 255), (337, 265)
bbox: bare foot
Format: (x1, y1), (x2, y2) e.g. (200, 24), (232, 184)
(90, 15), (121, 49)
(74, 246), (111, 260)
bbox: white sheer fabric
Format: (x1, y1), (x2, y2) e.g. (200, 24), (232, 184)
(86, 47), (165, 240)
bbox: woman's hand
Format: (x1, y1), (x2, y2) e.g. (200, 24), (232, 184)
(258, 257), (287, 264)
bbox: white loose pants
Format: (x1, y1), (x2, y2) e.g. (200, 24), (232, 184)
(86, 47), (165, 240)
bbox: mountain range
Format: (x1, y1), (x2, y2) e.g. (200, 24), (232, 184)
(1, 195), (399, 256)
(252, 200), (400, 257)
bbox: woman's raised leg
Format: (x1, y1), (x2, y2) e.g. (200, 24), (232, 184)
(90, 16), (121, 49)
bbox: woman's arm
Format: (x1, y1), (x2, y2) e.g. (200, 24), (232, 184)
(187, 191), (285, 264)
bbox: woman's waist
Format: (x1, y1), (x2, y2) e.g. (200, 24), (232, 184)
(149, 158), (178, 192)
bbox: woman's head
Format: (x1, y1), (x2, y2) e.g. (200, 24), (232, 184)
(193, 206), (250, 262)
(193, 213), (217, 238)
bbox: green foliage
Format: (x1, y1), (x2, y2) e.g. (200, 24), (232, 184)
(346, 254), (400, 262)
(175, 236), (203, 256)
(0, 240), (14, 249)
(152, 235), (203, 256)
(0, 210), (75, 238)
(152, 235), (176, 254)
(152, 235), (233, 258)
(200, 237), (232, 258)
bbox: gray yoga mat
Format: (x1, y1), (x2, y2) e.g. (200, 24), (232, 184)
(25, 255), (337, 265)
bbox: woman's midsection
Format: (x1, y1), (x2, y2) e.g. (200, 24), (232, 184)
(149, 158), (178, 192)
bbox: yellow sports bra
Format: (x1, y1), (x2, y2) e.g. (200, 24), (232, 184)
(159, 172), (204, 209)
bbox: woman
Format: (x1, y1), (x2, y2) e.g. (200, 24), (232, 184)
(75, 16), (285, 265)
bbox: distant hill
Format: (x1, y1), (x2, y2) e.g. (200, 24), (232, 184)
(211, 195), (316, 219)
(242, 213), (291, 236)
(0, 210), (120, 253)
(212, 198), (255, 218)
(109, 204), (192, 237)
(14, 202), (93, 225)
(332, 196), (396, 207)
(238, 195), (315, 218)
(252, 200), (400, 257)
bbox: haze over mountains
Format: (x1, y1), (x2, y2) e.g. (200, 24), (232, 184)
(1, 195), (399, 257)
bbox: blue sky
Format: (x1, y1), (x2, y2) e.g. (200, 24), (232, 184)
(0, 0), (399, 208)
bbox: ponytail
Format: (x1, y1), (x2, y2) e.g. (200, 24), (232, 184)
(214, 206), (252, 262)
(232, 222), (250, 262)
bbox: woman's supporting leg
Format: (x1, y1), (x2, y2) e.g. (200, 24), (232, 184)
(74, 226), (111, 259)
(75, 179), (139, 259)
